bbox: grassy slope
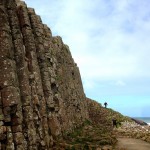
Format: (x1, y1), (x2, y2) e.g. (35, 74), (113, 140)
(54, 98), (132, 149)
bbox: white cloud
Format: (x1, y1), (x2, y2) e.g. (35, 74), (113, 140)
(23, 0), (150, 117)
(115, 80), (126, 86)
(24, 0), (150, 95)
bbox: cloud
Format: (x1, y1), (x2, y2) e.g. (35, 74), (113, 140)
(24, 0), (150, 79)
(24, 0), (150, 106)
(115, 80), (126, 86)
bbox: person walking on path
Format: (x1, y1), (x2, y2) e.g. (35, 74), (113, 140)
(112, 119), (117, 128)
(104, 102), (108, 108)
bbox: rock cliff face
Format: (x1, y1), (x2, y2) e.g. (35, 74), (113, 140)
(0, 0), (88, 149)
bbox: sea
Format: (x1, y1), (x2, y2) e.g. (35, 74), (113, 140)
(133, 117), (150, 125)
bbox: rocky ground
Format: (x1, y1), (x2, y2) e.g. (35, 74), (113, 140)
(52, 120), (117, 149)
(0, 1), (149, 149)
(113, 121), (150, 150)
(51, 119), (150, 149)
(50, 100), (136, 150)
(115, 137), (150, 150)
(114, 121), (150, 143)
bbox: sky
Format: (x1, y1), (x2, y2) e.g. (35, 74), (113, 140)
(24, 0), (150, 117)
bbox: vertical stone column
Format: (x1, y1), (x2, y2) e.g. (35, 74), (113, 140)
(43, 26), (62, 136)
(17, 1), (53, 149)
(0, 0), (90, 148)
(28, 8), (55, 146)
(0, 1), (25, 149)
(28, 8), (54, 113)
(28, 8), (62, 137)
(5, 0), (39, 149)
(52, 36), (89, 132)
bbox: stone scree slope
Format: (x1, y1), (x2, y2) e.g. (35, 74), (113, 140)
(0, 0), (89, 149)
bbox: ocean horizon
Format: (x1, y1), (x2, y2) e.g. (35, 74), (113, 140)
(133, 117), (150, 125)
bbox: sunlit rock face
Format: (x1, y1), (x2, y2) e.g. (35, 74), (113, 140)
(0, 0), (88, 149)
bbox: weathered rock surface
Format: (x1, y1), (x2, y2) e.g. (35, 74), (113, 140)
(114, 121), (150, 143)
(86, 98), (131, 128)
(0, 0), (88, 149)
(0, 0), (136, 149)
(115, 138), (150, 150)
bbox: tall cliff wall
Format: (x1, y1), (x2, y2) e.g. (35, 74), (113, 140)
(0, 0), (88, 149)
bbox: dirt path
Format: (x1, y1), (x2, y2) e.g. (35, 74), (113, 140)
(115, 138), (150, 150)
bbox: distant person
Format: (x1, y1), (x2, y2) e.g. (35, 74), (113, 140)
(112, 119), (117, 128)
(104, 102), (108, 108)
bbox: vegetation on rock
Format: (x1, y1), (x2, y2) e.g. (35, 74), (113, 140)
(0, 0), (148, 149)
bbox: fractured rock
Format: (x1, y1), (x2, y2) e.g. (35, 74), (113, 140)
(0, 0), (89, 149)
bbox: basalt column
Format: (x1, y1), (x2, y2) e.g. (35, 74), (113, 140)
(17, 1), (53, 149)
(28, 7), (62, 136)
(0, 0), (25, 149)
(0, 0), (53, 149)
(0, 0), (89, 149)
(52, 36), (89, 132)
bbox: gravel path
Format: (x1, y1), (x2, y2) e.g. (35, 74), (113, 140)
(115, 137), (150, 150)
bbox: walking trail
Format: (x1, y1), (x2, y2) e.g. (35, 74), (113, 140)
(115, 137), (150, 150)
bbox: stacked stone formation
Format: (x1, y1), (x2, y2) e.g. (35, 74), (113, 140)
(116, 122), (150, 143)
(0, 0), (88, 149)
